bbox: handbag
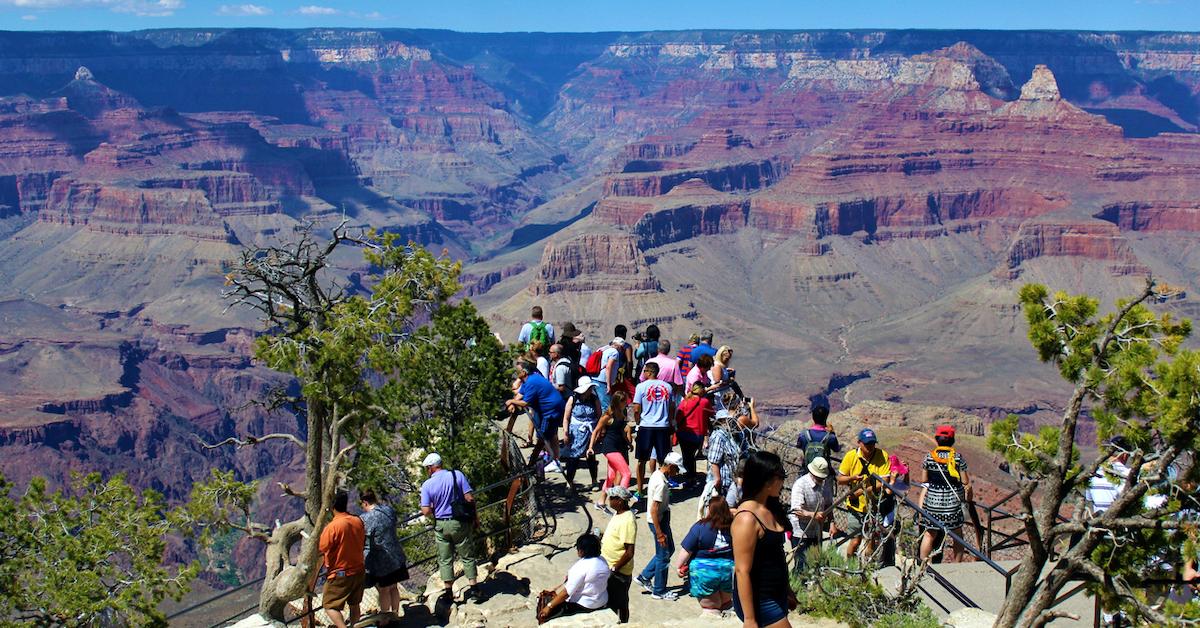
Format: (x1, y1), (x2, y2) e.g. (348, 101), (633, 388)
(450, 470), (477, 522)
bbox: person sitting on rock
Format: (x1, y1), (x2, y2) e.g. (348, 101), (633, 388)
(600, 486), (637, 623)
(537, 533), (611, 623)
(677, 496), (735, 616)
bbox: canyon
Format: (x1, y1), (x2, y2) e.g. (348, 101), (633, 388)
(1, 28), (1199, 579)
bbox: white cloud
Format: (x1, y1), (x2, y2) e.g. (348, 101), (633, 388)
(0, 0), (182, 16)
(362, 10), (382, 19)
(20, 13), (36, 18)
(297, 4), (338, 15)
(217, 3), (270, 16)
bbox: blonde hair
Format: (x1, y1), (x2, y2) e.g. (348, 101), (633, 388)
(716, 345), (733, 365)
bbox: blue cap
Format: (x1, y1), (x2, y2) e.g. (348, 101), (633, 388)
(858, 428), (878, 444)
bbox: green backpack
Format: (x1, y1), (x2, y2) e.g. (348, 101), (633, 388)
(528, 321), (551, 347)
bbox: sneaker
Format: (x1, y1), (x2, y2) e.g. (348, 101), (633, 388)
(667, 478), (683, 490)
(544, 460), (563, 473)
(636, 576), (653, 593)
(593, 502), (612, 515)
(650, 591), (679, 601)
(631, 490), (642, 502)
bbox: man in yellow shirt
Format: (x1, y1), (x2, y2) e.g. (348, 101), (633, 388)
(837, 428), (891, 559)
(600, 486), (636, 623)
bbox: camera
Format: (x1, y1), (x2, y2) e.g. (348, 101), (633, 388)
(632, 332), (645, 341)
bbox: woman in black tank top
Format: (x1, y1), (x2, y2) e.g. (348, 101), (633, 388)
(731, 450), (794, 628)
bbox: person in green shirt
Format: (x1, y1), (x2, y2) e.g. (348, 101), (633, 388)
(837, 428), (891, 559)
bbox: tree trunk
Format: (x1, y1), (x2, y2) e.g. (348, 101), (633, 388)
(996, 552), (1048, 627)
(258, 409), (332, 620)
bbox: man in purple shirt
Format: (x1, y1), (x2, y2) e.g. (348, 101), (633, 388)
(419, 453), (479, 601)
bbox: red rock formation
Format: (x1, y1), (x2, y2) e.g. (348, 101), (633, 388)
(1002, 219), (1148, 278)
(532, 233), (661, 295)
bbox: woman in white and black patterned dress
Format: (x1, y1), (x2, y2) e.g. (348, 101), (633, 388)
(918, 425), (971, 562)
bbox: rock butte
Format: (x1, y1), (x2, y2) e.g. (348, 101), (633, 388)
(0, 30), (1198, 583)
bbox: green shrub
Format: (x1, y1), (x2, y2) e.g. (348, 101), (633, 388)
(793, 545), (938, 628)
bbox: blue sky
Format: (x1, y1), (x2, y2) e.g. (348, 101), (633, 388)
(1, 0), (1198, 32)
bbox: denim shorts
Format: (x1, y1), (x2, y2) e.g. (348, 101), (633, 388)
(733, 586), (788, 626)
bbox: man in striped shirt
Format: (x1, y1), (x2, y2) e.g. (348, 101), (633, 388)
(676, 333), (700, 373)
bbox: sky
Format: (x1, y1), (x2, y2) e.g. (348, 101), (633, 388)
(1, 0), (1198, 32)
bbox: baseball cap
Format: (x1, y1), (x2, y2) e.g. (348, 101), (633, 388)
(664, 452), (684, 468)
(807, 456), (831, 479)
(857, 428), (878, 444)
(421, 452), (442, 467)
(611, 336), (625, 346)
(935, 425), (955, 439)
(607, 486), (633, 502)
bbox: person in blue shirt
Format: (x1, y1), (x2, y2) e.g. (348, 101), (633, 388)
(691, 330), (717, 364)
(506, 359), (566, 467)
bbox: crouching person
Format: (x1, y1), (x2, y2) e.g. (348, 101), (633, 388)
(537, 533), (611, 623)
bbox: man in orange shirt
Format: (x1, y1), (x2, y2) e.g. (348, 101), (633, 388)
(319, 489), (366, 628)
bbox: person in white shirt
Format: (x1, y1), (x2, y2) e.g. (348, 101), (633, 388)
(637, 452), (684, 600)
(537, 533), (611, 622)
(550, 343), (573, 394)
(789, 457), (834, 575)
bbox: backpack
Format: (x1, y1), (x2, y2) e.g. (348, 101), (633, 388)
(449, 470), (477, 523)
(584, 350), (604, 377)
(528, 321), (551, 347)
(800, 428), (832, 466)
(554, 357), (576, 389)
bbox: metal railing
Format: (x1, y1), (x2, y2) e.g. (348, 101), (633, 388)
(751, 428), (1009, 612)
(167, 462), (550, 627)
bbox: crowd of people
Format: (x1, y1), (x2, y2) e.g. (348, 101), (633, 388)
(314, 305), (983, 628)
(505, 306), (980, 626)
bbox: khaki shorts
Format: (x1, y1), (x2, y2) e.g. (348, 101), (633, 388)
(844, 509), (866, 537)
(322, 571), (365, 611)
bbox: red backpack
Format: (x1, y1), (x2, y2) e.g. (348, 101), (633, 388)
(585, 350), (604, 376)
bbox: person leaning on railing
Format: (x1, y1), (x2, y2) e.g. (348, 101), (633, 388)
(836, 428), (892, 560)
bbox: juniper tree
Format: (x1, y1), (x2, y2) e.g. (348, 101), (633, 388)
(0, 472), (198, 627)
(991, 280), (1200, 627)
(192, 222), (463, 619)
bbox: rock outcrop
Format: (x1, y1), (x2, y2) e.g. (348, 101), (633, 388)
(533, 233), (661, 295)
